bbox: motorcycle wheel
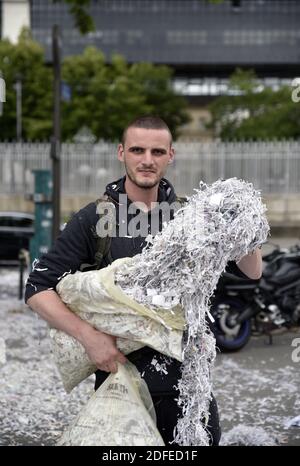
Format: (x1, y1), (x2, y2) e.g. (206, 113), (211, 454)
(211, 298), (252, 352)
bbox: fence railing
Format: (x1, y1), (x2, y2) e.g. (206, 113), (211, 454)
(0, 140), (299, 196)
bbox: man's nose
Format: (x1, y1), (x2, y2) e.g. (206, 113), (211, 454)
(141, 150), (154, 165)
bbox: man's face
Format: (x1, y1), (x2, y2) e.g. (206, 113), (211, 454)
(117, 127), (174, 189)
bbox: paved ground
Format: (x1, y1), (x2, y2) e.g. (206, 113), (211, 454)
(0, 242), (300, 446)
(214, 329), (300, 446)
(214, 236), (300, 446)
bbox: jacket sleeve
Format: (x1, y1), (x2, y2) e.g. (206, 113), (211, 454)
(24, 202), (98, 303)
(225, 260), (252, 279)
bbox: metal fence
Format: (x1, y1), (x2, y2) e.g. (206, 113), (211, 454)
(0, 140), (299, 196)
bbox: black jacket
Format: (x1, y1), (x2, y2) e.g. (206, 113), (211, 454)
(25, 176), (245, 394)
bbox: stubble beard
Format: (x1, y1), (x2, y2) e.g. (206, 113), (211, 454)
(125, 166), (161, 190)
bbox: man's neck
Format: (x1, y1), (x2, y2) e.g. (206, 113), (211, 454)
(124, 177), (159, 210)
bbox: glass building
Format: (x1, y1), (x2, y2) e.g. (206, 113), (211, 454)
(27, 0), (300, 80)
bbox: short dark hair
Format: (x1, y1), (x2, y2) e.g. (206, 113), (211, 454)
(122, 115), (172, 146)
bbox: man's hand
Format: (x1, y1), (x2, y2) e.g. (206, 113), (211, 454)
(81, 327), (127, 373)
(27, 290), (127, 374)
(237, 247), (262, 279)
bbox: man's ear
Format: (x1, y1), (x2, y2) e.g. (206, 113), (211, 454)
(168, 146), (175, 164)
(117, 143), (125, 162)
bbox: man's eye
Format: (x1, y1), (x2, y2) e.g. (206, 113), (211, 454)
(153, 150), (164, 156)
(132, 148), (143, 153)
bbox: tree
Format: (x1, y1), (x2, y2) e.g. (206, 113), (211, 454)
(54, 0), (94, 34)
(62, 47), (190, 141)
(0, 35), (190, 141)
(128, 61), (190, 140)
(208, 69), (300, 141)
(0, 28), (53, 140)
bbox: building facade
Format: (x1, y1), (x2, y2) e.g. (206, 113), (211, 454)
(1, 0), (299, 138)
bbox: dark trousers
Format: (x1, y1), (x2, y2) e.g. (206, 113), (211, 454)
(151, 393), (221, 446)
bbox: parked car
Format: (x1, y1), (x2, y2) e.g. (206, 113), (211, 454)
(0, 211), (34, 263)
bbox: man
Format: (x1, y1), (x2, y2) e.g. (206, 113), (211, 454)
(25, 115), (262, 445)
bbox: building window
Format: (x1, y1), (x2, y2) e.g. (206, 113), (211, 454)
(126, 30), (143, 45)
(224, 29), (300, 46)
(167, 30), (207, 46)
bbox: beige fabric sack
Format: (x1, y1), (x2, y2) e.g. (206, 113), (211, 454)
(51, 258), (184, 393)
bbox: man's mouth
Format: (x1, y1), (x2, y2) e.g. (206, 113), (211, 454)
(138, 169), (156, 174)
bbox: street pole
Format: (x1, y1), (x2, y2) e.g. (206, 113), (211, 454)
(51, 24), (61, 243)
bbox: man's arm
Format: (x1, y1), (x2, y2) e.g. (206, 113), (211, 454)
(236, 248), (262, 280)
(27, 290), (127, 373)
(25, 204), (126, 374)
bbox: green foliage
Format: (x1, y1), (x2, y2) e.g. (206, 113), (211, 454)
(128, 61), (190, 140)
(0, 34), (190, 142)
(62, 49), (190, 141)
(0, 28), (53, 140)
(208, 69), (300, 141)
(54, 0), (94, 34)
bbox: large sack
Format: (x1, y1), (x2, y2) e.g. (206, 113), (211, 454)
(51, 258), (184, 393)
(58, 361), (165, 446)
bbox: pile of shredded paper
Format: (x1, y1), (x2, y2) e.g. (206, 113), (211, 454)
(53, 178), (269, 446)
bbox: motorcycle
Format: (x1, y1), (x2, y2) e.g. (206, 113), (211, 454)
(211, 243), (300, 352)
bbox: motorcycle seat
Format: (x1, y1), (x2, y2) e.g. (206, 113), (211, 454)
(266, 264), (300, 286)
